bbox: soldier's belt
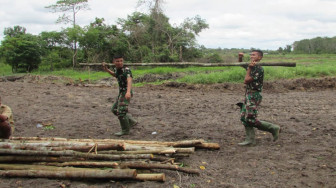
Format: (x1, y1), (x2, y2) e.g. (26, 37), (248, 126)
(246, 89), (260, 93)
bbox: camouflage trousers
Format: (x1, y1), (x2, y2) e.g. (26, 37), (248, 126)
(111, 91), (130, 119)
(240, 91), (262, 127)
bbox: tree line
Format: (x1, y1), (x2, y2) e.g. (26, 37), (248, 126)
(292, 36), (336, 54)
(0, 0), (209, 73)
(1, 0), (335, 73)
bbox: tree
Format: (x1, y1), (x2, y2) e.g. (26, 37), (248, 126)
(1, 26), (41, 73)
(119, 1), (208, 62)
(46, 0), (90, 67)
(284, 45), (292, 53)
(78, 18), (126, 63)
(4, 26), (26, 37)
(39, 31), (73, 70)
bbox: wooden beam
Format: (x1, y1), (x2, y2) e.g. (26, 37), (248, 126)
(79, 62), (296, 67)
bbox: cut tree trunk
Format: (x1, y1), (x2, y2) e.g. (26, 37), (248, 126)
(0, 156), (83, 162)
(98, 148), (177, 155)
(40, 161), (119, 168)
(0, 149), (153, 160)
(0, 169), (136, 179)
(120, 162), (200, 174)
(195, 143), (220, 150)
(0, 142), (125, 151)
(79, 62), (296, 67)
(135, 173), (166, 182)
(11, 137), (204, 147)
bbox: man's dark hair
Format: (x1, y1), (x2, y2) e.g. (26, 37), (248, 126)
(252, 50), (263, 57)
(113, 54), (124, 59)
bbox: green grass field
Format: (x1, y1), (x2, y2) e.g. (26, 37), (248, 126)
(1, 54), (336, 85)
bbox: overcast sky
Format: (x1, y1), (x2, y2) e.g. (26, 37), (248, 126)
(1, 0), (336, 50)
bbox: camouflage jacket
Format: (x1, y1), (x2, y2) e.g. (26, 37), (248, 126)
(113, 66), (133, 92)
(246, 65), (264, 92)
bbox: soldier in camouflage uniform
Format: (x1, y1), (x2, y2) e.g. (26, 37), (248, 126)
(102, 55), (137, 136)
(238, 50), (280, 146)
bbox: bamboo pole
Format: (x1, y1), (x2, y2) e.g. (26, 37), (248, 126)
(79, 62), (296, 67)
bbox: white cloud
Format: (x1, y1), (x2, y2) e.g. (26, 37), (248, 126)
(1, 0), (336, 50)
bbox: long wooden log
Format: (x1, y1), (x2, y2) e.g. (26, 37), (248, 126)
(0, 164), (100, 171)
(39, 161), (119, 168)
(120, 162), (200, 174)
(11, 137), (205, 147)
(123, 144), (195, 153)
(0, 169), (136, 179)
(0, 142), (125, 151)
(99, 149), (177, 155)
(0, 156), (83, 162)
(79, 62), (296, 67)
(135, 173), (166, 182)
(40, 161), (199, 174)
(0, 149), (153, 160)
(195, 143), (220, 150)
(10, 137), (219, 149)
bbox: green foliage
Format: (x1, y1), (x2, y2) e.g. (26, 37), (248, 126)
(20, 54), (336, 87)
(293, 36), (336, 54)
(1, 27), (42, 73)
(3, 26), (26, 37)
(118, 11), (208, 62)
(133, 54), (336, 84)
(204, 53), (223, 63)
(45, 0), (89, 25)
(0, 62), (12, 76)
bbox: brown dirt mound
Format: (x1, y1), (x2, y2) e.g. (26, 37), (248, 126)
(162, 77), (336, 93)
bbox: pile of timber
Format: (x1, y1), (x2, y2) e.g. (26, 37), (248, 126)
(0, 137), (220, 182)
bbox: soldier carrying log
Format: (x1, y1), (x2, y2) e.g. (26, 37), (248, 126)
(0, 96), (14, 139)
(102, 55), (138, 136)
(238, 50), (281, 146)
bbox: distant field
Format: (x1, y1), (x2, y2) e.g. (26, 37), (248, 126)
(1, 54), (336, 85)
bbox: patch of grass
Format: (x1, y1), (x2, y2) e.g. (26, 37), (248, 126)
(43, 125), (55, 130)
(176, 67), (244, 84)
(32, 69), (108, 81)
(0, 63), (13, 76)
(2, 54), (336, 85)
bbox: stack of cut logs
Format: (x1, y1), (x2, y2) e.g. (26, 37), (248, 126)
(0, 137), (220, 182)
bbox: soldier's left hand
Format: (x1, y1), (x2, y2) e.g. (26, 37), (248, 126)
(125, 92), (131, 100)
(248, 61), (256, 67)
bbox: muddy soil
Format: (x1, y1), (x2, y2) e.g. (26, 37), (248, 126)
(0, 76), (335, 188)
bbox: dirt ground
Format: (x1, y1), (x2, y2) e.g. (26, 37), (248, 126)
(0, 76), (335, 188)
